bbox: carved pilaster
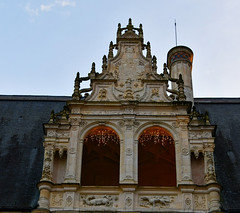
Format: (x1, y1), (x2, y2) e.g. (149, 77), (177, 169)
(177, 117), (192, 183)
(41, 147), (54, 182)
(204, 151), (217, 184)
(65, 118), (81, 183)
(120, 116), (137, 184)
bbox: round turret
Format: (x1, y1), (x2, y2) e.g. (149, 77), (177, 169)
(167, 46), (194, 102)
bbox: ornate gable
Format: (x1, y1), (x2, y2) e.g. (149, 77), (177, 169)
(72, 19), (185, 103)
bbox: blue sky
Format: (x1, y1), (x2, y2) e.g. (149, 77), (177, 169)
(1, 0), (240, 97)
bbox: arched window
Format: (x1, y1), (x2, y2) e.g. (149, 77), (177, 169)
(81, 126), (120, 186)
(138, 126), (176, 186)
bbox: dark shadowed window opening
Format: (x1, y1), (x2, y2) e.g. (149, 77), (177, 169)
(81, 126), (120, 186)
(191, 152), (205, 185)
(53, 151), (67, 184)
(138, 126), (176, 186)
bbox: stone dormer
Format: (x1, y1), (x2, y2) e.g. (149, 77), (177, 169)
(34, 19), (221, 213)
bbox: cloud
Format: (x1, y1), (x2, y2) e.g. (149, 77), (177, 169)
(40, 4), (54, 12)
(25, 3), (38, 16)
(24, 0), (76, 16)
(56, 0), (76, 7)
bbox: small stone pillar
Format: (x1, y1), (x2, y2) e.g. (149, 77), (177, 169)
(65, 120), (80, 183)
(37, 183), (52, 210)
(37, 146), (54, 211)
(167, 46), (194, 102)
(209, 188), (221, 212)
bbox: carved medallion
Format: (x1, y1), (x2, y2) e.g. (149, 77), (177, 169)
(182, 148), (189, 156)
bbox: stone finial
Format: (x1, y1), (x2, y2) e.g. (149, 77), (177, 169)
(49, 110), (55, 124)
(177, 74), (186, 101)
(108, 41), (114, 59)
(205, 111), (210, 125)
(152, 55), (157, 72)
(163, 63), (168, 75)
(72, 72), (80, 99)
(91, 62), (96, 73)
(191, 106), (198, 119)
(127, 18), (133, 31)
(146, 41), (151, 59)
(139, 24), (143, 38)
(102, 55), (107, 71)
(117, 23), (121, 37)
(61, 108), (67, 120)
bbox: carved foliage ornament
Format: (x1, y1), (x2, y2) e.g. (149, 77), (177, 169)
(194, 195), (206, 209)
(205, 151), (216, 183)
(41, 149), (53, 181)
(51, 193), (63, 207)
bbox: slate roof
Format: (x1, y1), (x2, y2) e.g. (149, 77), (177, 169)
(0, 96), (69, 211)
(195, 98), (240, 212)
(0, 95), (239, 212)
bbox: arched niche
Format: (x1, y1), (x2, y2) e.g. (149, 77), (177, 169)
(138, 126), (176, 186)
(81, 126), (120, 186)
